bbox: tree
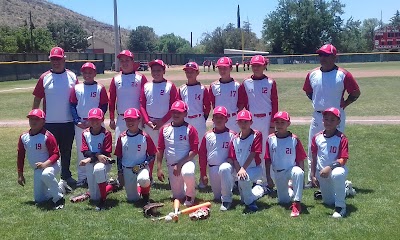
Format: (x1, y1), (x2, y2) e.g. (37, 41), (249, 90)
(0, 26), (18, 53)
(127, 26), (158, 52)
(339, 18), (364, 53)
(157, 33), (191, 53)
(361, 18), (379, 51)
(390, 10), (400, 27)
(47, 20), (89, 52)
(0, 26), (54, 53)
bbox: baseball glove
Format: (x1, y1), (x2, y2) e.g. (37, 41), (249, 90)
(143, 202), (164, 217)
(70, 192), (90, 203)
(189, 207), (210, 221)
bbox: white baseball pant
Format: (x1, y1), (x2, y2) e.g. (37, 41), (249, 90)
(115, 115), (128, 144)
(316, 166), (348, 208)
(208, 162), (234, 202)
(123, 167), (151, 202)
(238, 166), (264, 205)
(307, 109), (346, 181)
(167, 161), (196, 200)
(226, 115), (240, 133)
(251, 114), (272, 183)
(33, 160), (63, 203)
(74, 125), (86, 182)
(85, 162), (111, 201)
(274, 166), (304, 204)
(185, 115), (207, 141)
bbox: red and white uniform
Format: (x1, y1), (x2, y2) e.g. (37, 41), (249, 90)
(109, 72), (147, 140)
(70, 82), (108, 182)
(228, 130), (264, 205)
(33, 70), (78, 123)
(303, 66), (359, 181)
(81, 127), (112, 201)
(115, 130), (157, 201)
(265, 133), (306, 203)
(209, 79), (241, 133)
(178, 83), (211, 142)
(158, 123), (198, 200)
(311, 130), (349, 208)
(199, 128), (236, 202)
(17, 129), (63, 203)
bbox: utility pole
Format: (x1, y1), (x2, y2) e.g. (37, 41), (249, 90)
(114, 0), (120, 71)
(29, 11), (35, 52)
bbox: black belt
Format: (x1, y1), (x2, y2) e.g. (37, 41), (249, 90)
(316, 111), (322, 113)
(275, 169), (285, 172)
(209, 164), (219, 167)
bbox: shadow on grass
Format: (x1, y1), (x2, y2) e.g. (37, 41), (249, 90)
(322, 203), (358, 217)
(353, 187), (374, 195)
(23, 199), (57, 211)
(152, 182), (171, 191)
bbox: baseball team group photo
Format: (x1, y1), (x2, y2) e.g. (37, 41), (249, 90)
(1, 0), (400, 239)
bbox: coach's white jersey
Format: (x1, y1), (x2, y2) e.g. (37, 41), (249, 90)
(33, 70), (78, 123)
(265, 132), (307, 171)
(81, 127), (112, 155)
(303, 67), (359, 111)
(209, 79), (240, 115)
(71, 83), (108, 118)
(179, 83), (210, 117)
(311, 130), (349, 170)
(114, 130), (157, 167)
(158, 123), (199, 166)
(228, 130), (262, 168)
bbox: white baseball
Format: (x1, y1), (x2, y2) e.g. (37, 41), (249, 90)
(165, 215), (172, 221)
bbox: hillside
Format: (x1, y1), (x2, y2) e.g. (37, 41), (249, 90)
(0, 0), (129, 48)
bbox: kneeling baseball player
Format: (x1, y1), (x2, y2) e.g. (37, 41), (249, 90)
(114, 108), (157, 203)
(17, 109), (65, 210)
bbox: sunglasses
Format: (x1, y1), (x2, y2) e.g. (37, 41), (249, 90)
(185, 63), (198, 68)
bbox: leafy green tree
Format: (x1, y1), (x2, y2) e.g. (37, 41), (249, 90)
(390, 10), (400, 27)
(0, 26), (18, 53)
(0, 26), (54, 53)
(361, 18), (379, 51)
(157, 33), (191, 53)
(339, 18), (364, 53)
(47, 20), (89, 52)
(127, 26), (158, 52)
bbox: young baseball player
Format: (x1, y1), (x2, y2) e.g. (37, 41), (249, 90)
(78, 108), (113, 211)
(70, 62), (108, 188)
(140, 59), (179, 178)
(109, 50), (148, 142)
(114, 108), (157, 203)
(199, 106), (236, 211)
(238, 54), (278, 185)
(228, 109), (265, 212)
(264, 111), (307, 217)
(311, 107), (349, 218)
(209, 56), (240, 133)
(17, 109), (65, 210)
(156, 100), (199, 207)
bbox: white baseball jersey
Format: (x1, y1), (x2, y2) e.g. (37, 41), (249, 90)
(158, 123), (199, 166)
(264, 132), (307, 171)
(17, 128), (60, 172)
(33, 70), (78, 123)
(238, 75), (278, 117)
(178, 83), (211, 117)
(303, 66), (359, 111)
(140, 80), (178, 124)
(81, 127), (112, 157)
(70, 82), (108, 119)
(209, 79), (240, 115)
(114, 130), (157, 167)
(109, 72), (147, 120)
(228, 130), (262, 168)
(198, 128), (236, 176)
(311, 130), (349, 170)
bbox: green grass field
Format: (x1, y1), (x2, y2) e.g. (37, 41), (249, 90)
(1, 125), (399, 239)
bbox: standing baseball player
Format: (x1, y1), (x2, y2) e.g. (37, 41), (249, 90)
(228, 109), (265, 212)
(238, 54), (278, 184)
(32, 46), (79, 187)
(114, 108), (157, 203)
(264, 111), (307, 217)
(70, 62), (108, 188)
(209, 56), (240, 133)
(311, 107), (349, 218)
(78, 108), (113, 211)
(17, 109), (65, 210)
(109, 50), (148, 143)
(156, 100), (199, 207)
(303, 44), (360, 188)
(140, 59), (179, 178)
(199, 106), (236, 211)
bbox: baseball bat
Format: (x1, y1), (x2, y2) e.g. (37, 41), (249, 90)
(173, 199), (180, 222)
(179, 202), (211, 215)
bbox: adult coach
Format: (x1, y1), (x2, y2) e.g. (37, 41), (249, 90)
(32, 47), (79, 186)
(303, 44), (360, 187)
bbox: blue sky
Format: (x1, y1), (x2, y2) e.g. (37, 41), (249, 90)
(48, 0), (399, 44)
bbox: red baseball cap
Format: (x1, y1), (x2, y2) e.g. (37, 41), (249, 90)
(273, 111), (290, 122)
(213, 106), (228, 117)
(237, 109), (252, 121)
(81, 62), (96, 71)
(88, 108), (104, 120)
(149, 59), (166, 69)
(123, 108), (141, 119)
(317, 44), (337, 56)
(170, 100), (187, 112)
(49, 47), (65, 59)
(27, 109), (45, 119)
(250, 55), (266, 65)
(117, 50), (134, 59)
(323, 107), (341, 119)
(183, 62), (199, 71)
(216, 57), (232, 67)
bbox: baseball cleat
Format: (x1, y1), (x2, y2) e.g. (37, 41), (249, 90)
(304, 181), (313, 189)
(332, 207), (346, 218)
(290, 202), (301, 217)
(65, 177), (77, 187)
(345, 180), (356, 196)
(220, 202), (232, 211)
(76, 178), (88, 188)
(53, 197), (65, 210)
(246, 201), (259, 212)
(197, 181), (206, 189)
(58, 179), (73, 194)
(184, 196), (194, 207)
(95, 199), (106, 211)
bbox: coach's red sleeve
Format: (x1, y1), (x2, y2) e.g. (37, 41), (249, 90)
(343, 71), (360, 94)
(33, 73), (46, 99)
(69, 87), (78, 104)
(303, 73), (313, 93)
